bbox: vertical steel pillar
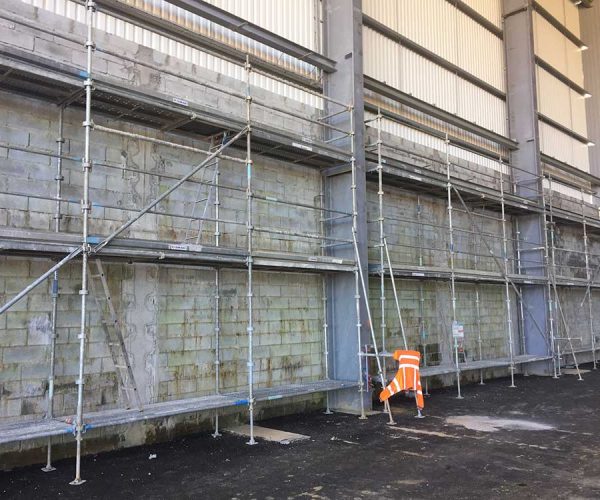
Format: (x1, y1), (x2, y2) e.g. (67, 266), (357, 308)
(323, 0), (369, 413)
(503, 0), (551, 375)
(70, 0), (95, 486)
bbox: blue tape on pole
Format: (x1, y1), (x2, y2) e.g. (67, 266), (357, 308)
(233, 399), (248, 406)
(52, 279), (59, 295)
(79, 70), (89, 78)
(87, 236), (101, 244)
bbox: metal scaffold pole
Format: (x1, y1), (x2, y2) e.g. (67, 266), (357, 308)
(376, 111), (390, 416)
(547, 177), (583, 381)
(244, 57), (256, 445)
(475, 285), (484, 385)
(541, 179), (559, 379)
(42, 106), (65, 474)
(419, 282), (430, 395)
(213, 150), (222, 438)
(445, 135), (462, 399)
(580, 188), (597, 370)
(500, 172), (516, 388)
(514, 219), (528, 369)
(350, 106), (367, 421)
(70, 0), (95, 486)
(319, 182), (332, 415)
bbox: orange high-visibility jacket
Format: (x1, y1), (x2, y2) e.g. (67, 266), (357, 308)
(379, 350), (424, 410)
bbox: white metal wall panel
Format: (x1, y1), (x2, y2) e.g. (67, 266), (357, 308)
(539, 121), (590, 172)
(566, 40), (585, 87)
(365, 98), (508, 177)
(570, 88), (589, 138)
(456, 79), (507, 136)
(534, 11), (584, 87)
(363, 0), (457, 64)
(461, 0), (503, 28)
(537, 0), (564, 24)
(534, 12), (568, 75)
(202, 0), (318, 50)
(398, 0), (458, 64)
(538, 0), (581, 37)
(456, 12), (505, 92)
(364, 27), (507, 137)
(564, 0), (581, 38)
(362, 27), (402, 89)
(401, 46), (458, 116)
(537, 66), (572, 129)
(22, 0), (322, 106)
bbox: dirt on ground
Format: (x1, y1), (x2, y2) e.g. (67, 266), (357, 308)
(2, 366), (600, 499)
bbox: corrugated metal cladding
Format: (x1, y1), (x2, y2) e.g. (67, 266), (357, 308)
(533, 12), (584, 87)
(539, 121), (590, 172)
(537, 66), (588, 137)
(533, 0), (589, 173)
(461, 0), (503, 28)
(537, 0), (581, 38)
(362, 0), (508, 174)
(21, 0), (323, 107)
(363, 26), (507, 135)
(362, 0), (505, 91)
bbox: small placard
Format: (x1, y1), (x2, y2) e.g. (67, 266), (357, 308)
(452, 320), (464, 339)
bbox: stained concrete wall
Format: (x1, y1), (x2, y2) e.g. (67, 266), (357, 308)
(0, 82), (328, 422)
(366, 183), (513, 273)
(366, 183), (520, 379)
(0, 255), (325, 417)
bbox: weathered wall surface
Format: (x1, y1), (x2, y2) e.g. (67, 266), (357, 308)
(0, 254), (325, 423)
(366, 183), (513, 273)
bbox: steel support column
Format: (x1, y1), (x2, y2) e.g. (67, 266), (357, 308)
(503, 0), (551, 375)
(323, 0), (370, 412)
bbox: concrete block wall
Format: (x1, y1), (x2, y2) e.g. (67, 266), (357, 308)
(0, 91), (323, 256)
(551, 223), (600, 280)
(367, 183), (512, 273)
(367, 278), (515, 371)
(0, 255), (325, 423)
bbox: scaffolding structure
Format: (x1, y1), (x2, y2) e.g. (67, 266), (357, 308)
(0, 2), (364, 485)
(362, 108), (596, 399)
(2, 0), (600, 483)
